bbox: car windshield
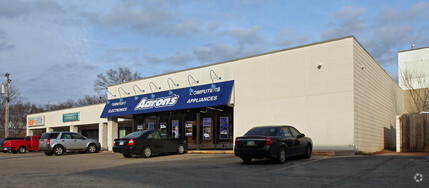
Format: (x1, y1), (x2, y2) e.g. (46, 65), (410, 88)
(123, 131), (149, 139)
(245, 127), (279, 136)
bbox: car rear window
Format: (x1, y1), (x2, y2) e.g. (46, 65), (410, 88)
(245, 127), (279, 136)
(123, 131), (149, 139)
(41, 133), (60, 139)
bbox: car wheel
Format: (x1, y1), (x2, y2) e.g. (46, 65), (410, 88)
(143, 146), (152, 158)
(277, 147), (287, 164)
(53, 145), (64, 156)
(44, 151), (53, 156)
(123, 154), (132, 158)
(303, 144), (312, 159)
(11, 150), (18, 154)
(87, 144), (98, 153)
(18, 147), (26, 153)
(177, 144), (185, 154)
(242, 157), (252, 164)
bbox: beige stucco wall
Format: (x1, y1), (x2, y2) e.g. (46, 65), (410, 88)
(27, 104), (106, 131)
(233, 38), (355, 151)
(353, 40), (403, 152)
(107, 61), (235, 104)
(108, 37), (356, 151)
(27, 104), (130, 132)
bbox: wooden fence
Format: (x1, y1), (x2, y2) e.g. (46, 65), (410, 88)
(401, 114), (429, 152)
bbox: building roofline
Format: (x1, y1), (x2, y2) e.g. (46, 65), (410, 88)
(399, 46), (429, 53)
(27, 103), (105, 117)
(109, 36), (355, 87)
(352, 37), (400, 87)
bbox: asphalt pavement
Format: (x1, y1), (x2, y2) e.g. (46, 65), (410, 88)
(0, 151), (428, 187)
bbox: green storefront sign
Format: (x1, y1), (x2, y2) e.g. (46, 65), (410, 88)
(63, 112), (79, 122)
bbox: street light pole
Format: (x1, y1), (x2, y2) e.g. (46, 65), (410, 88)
(4, 72), (10, 138)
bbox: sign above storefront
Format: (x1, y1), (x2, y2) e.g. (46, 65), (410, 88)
(101, 80), (234, 118)
(63, 112), (79, 122)
(27, 116), (45, 126)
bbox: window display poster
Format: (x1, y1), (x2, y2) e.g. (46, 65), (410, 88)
(185, 121), (193, 137)
(160, 122), (167, 132)
(137, 125), (143, 131)
(172, 120), (179, 138)
(203, 118), (211, 140)
(148, 122), (155, 130)
(220, 117), (229, 139)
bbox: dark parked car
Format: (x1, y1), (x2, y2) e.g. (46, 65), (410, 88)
(234, 125), (312, 164)
(0, 137), (24, 153)
(113, 130), (187, 158)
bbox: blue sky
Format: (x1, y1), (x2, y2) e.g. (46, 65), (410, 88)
(0, 0), (428, 105)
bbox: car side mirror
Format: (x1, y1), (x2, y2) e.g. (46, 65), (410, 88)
(298, 134), (305, 138)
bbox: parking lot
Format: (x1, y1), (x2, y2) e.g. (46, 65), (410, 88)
(0, 151), (428, 187)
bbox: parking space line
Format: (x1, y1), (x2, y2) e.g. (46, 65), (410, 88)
(277, 156), (328, 171)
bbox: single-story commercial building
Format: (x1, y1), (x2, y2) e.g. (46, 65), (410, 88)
(26, 104), (132, 150)
(27, 36), (403, 152)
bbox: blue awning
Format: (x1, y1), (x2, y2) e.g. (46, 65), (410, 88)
(100, 80), (234, 118)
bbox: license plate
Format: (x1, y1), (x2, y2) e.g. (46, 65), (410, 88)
(119, 142), (124, 146)
(247, 141), (255, 146)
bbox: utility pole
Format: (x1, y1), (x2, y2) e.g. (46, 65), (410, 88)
(4, 72), (10, 138)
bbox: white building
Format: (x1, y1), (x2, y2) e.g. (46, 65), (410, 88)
(26, 104), (132, 150)
(27, 36), (403, 153)
(398, 47), (429, 90)
(398, 47), (429, 113)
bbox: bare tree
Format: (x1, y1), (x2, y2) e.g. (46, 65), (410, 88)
(76, 95), (106, 106)
(400, 67), (429, 113)
(0, 84), (21, 106)
(8, 102), (44, 137)
(40, 95), (106, 112)
(43, 99), (76, 112)
(94, 67), (142, 92)
(0, 85), (21, 136)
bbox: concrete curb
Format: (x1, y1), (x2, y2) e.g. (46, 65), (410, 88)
(104, 150), (355, 156)
(369, 152), (429, 156)
(187, 150), (354, 156)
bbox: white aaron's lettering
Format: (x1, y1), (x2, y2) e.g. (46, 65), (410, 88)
(134, 94), (179, 110)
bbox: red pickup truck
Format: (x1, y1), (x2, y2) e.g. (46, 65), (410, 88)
(3, 136), (40, 154)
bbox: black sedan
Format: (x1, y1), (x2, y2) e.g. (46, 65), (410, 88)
(234, 125), (312, 164)
(113, 130), (187, 158)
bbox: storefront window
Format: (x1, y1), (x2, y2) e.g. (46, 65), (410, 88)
(132, 105), (233, 150)
(118, 127), (132, 138)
